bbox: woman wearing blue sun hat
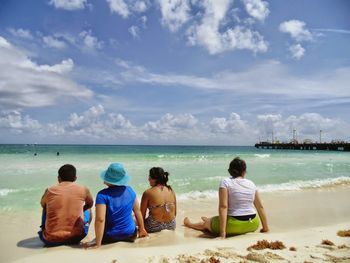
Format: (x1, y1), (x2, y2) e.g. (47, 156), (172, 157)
(86, 163), (148, 248)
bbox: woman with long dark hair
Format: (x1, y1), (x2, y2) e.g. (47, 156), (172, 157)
(140, 167), (177, 233)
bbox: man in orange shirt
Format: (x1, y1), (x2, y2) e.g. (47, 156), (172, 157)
(38, 164), (94, 246)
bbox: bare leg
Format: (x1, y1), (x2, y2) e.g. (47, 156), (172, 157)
(183, 217), (212, 232)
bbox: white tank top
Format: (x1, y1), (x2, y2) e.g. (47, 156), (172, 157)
(219, 177), (257, 216)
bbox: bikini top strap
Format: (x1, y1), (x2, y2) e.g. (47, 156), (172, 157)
(148, 202), (174, 213)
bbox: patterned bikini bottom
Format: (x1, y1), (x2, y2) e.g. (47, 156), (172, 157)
(144, 216), (176, 233)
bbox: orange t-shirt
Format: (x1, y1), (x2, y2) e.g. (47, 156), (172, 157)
(43, 182), (90, 243)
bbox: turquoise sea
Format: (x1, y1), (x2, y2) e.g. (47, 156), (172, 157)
(0, 144), (349, 211)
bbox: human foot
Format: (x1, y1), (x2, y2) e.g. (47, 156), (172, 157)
(183, 217), (191, 226)
(201, 216), (209, 222)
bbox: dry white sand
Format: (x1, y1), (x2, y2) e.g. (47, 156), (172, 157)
(1, 186), (349, 263)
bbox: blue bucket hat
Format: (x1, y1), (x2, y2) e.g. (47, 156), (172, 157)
(100, 163), (130, 186)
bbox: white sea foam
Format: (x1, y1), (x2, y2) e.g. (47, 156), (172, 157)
(177, 190), (217, 201)
(254, 154), (271, 158)
(203, 176), (224, 181)
(177, 176), (350, 200)
(176, 181), (191, 187)
(0, 189), (18, 197)
(259, 176), (350, 192)
(0, 188), (35, 197)
(0, 206), (13, 212)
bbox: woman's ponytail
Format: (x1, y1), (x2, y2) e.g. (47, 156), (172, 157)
(149, 167), (172, 190)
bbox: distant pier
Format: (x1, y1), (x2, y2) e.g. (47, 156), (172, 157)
(255, 142), (350, 151)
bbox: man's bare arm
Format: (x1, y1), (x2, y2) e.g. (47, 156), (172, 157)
(40, 189), (48, 208)
(84, 188), (94, 210)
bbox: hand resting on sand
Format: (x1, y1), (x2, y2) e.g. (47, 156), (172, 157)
(82, 241), (100, 249)
(260, 227), (269, 233)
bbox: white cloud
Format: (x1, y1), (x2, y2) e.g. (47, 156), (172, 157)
(1, 106), (138, 140)
(43, 35), (67, 49)
(44, 32), (103, 52)
(222, 26), (268, 53)
(242, 0), (269, 22)
(53, 33), (77, 45)
(104, 0), (267, 55)
(142, 113), (204, 142)
(187, 0), (268, 54)
(279, 20), (314, 60)
(133, 0), (150, 12)
(49, 0), (87, 10)
(289, 43), (305, 60)
(285, 113), (335, 136)
(2, 107), (348, 144)
(106, 0), (149, 18)
(106, 0), (130, 18)
(67, 104), (105, 129)
(129, 25), (140, 38)
(256, 114), (281, 138)
(144, 113), (198, 132)
(111, 59), (350, 100)
(207, 113), (256, 144)
(54, 105), (141, 140)
(279, 20), (313, 42)
(115, 58), (216, 89)
(8, 28), (33, 39)
(79, 31), (104, 51)
(157, 0), (191, 32)
(0, 108), (197, 143)
(210, 113), (249, 134)
(279, 20), (318, 60)
(0, 36), (93, 108)
(140, 15), (148, 27)
(0, 110), (41, 132)
(108, 112), (134, 130)
(313, 28), (350, 35)
(256, 113), (345, 143)
(37, 58), (74, 74)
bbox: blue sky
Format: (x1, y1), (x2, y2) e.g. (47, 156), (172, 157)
(0, 0), (349, 145)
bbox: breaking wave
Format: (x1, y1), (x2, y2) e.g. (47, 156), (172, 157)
(177, 176), (350, 200)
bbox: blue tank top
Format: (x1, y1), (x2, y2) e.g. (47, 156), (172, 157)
(96, 186), (136, 238)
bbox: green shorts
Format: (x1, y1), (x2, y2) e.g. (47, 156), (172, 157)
(211, 215), (259, 236)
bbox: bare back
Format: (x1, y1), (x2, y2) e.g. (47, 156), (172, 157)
(141, 186), (176, 222)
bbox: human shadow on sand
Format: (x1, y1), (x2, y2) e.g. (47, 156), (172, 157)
(17, 237), (43, 249)
(17, 237), (83, 249)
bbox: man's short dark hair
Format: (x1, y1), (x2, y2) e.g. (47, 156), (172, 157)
(58, 164), (76, 182)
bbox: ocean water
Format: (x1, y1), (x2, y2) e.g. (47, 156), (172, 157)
(0, 144), (349, 211)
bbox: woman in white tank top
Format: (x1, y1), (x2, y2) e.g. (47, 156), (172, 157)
(184, 157), (269, 238)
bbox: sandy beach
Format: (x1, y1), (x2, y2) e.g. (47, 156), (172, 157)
(2, 1), (350, 262)
(1, 186), (350, 263)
